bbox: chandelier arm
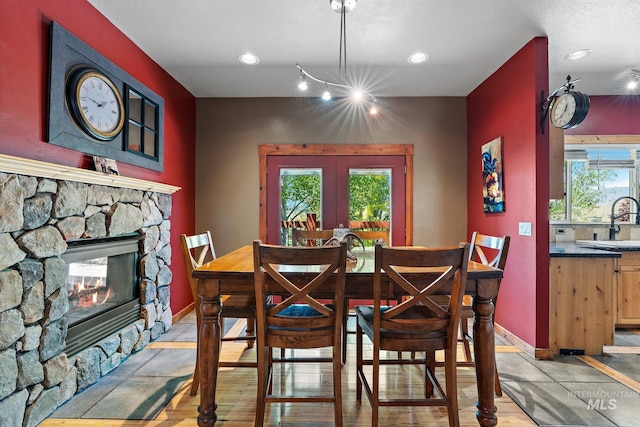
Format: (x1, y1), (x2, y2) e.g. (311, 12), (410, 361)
(296, 65), (377, 103)
(296, 64), (351, 90)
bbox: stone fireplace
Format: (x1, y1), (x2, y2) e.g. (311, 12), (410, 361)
(0, 154), (180, 427)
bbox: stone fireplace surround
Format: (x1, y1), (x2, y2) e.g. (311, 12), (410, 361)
(0, 154), (180, 427)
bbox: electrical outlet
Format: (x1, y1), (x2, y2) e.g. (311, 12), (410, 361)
(519, 222), (532, 236)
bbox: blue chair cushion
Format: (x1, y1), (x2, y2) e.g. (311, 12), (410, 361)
(267, 303), (335, 331)
(268, 303), (334, 317)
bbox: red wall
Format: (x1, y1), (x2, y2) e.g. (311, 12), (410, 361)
(467, 38), (550, 349)
(566, 95), (640, 135)
(0, 1), (196, 314)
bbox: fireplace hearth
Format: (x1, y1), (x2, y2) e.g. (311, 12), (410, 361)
(62, 235), (142, 355)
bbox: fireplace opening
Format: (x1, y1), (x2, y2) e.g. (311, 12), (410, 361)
(62, 235), (142, 356)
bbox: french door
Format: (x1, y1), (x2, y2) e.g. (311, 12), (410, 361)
(266, 154), (406, 245)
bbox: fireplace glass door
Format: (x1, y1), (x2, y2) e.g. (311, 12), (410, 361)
(66, 250), (137, 326)
(62, 236), (141, 355)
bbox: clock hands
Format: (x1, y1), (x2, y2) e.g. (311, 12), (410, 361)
(81, 96), (107, 108)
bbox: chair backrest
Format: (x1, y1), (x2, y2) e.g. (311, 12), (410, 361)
(292, 228), (334, 246)
(349, 221), (391, 246)
(293, 228), (390, 247)
(180, 231), (216, 304)
(373, 243), (470, 340)
(252, 240), (347, 348)
(469, 232), (510, 271)
(352, 229), (390, 246)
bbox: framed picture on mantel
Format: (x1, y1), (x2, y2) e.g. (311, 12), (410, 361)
(481, 137), (505, 213)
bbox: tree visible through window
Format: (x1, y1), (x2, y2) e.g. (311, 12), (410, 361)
(280, 168), (391, 245)
(550, 158), (633, 222)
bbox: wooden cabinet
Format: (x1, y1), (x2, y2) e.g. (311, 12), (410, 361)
(616, 251), (640, 325)
(549, 257), (615, 355)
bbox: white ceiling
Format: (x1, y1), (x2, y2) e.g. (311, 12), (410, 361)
(88, 0), (640, 98)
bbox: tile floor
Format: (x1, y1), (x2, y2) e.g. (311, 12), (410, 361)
(47, 312), (640, 426)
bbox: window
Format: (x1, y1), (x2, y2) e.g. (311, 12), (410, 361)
(550, 147), (638, 222)
(125, 86), (159, 160)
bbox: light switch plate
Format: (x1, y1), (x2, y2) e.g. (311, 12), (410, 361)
(519, 222), (532, 236)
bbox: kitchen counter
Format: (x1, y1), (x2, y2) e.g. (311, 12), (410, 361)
(550, 242), (621, 258)
(575, 239), (640, 251)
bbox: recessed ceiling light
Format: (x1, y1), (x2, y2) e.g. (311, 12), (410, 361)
(564, 49), (592, 61)
(239, 53), (259, 65)
(408, 52), (429, 64)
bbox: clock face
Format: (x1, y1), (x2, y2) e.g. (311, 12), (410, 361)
(550, 91), (590, 130)
(550, 93), (576, 128)
(67, 68), (124, 141)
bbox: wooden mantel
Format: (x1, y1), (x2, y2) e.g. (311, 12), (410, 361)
(0, 154), (180, 194)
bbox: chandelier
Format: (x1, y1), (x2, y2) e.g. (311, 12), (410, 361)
(296, 0), (378, 115)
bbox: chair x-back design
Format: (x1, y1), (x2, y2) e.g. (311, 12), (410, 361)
(355, 243), (470, 427)
(252, 240), (348, 427)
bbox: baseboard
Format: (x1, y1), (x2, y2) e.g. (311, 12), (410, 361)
(173, 302), (195, 323)
(494, 323), (554, 360)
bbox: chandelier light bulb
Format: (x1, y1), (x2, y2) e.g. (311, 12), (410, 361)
(322, 90), (332, 101)
(369, 104), (379, 115)
(352, 89), (363, 100)
(298, 74), (308, 91)
(628, 71), (640, 91)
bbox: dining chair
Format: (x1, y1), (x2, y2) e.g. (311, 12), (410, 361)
(292, 228), (333, 246)
(252, 239), (347, 427)
(355, 243), (470, 427)
(457, 232), (510, 396)
(180, 231), (258, 397)
(350, 229), (390, 246)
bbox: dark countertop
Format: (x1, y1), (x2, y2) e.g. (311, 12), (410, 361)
(550, 242), (621, 258)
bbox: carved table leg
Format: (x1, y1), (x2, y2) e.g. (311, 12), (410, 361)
(197, 283), (222, 427)
(473, 287), (498, 427)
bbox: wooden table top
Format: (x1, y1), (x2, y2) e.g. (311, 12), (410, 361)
(193, 244), (503, 281)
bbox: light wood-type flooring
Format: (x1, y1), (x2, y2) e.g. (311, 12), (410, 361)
(43, 314), (536, 426)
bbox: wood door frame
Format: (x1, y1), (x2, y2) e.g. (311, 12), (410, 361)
(259, 144), (414, 245)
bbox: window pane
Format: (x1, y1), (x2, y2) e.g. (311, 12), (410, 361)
(128, 91), (142, 123)
(127, 122), (141, 152)
(144, 101), (156, 129)
(348, 168), (391, 246)
(569, 161), (629, 222)
(143, 129), (156, 156)
(279, 168), (322, 245)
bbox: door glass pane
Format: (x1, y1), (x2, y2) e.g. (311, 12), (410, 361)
(280, 168), (322, 245)
(348, 168), (391, 246)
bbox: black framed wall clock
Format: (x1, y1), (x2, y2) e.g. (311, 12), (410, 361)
(47, 22), (165, 171)
(549, 91), (590, 130)
(66, 67), (125, 141)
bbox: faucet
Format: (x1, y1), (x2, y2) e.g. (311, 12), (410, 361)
(609, 196), (640, 240)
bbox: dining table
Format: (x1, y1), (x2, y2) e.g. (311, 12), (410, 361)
(192, 244), (503, 427)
